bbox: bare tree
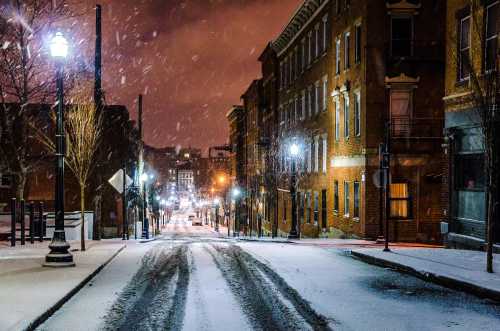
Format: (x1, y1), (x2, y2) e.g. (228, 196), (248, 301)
(0, 0), (70, 200)
(34, 101), (102, 251)
(447, 0), (499, 272)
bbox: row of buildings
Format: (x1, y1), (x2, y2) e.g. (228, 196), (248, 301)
(228, 0), (499, 249)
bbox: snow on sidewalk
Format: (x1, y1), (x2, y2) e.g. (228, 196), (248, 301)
(0, 240), (125, 331)
(351, 248), (500, 299)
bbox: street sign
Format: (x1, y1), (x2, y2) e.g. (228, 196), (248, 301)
(108, 169), (133, 194)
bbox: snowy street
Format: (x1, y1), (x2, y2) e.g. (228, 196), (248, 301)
(38, 210), (500, 331)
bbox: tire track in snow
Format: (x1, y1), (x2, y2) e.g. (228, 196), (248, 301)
(207, 243), (334, 331)
(102, 243), (190, 331)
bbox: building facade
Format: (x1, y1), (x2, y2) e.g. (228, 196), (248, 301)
(232, 0), (448, 242)
(443, 0), (499, 249)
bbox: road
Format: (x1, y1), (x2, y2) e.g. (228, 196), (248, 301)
(39, 210), (500, 331)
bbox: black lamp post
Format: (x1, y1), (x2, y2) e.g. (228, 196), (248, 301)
(44, 32), (74, 267)
(288, 143), (300, 239)
(214, 198), (220, 232)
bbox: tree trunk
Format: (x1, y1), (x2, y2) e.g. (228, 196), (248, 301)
(80, 185), (86, 251)
(486, 141), (495, 273)
(14, 171), (27, 201)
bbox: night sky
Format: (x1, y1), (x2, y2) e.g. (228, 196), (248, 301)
(76, 0), (301, 151)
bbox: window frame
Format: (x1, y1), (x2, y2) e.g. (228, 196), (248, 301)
(336, 38), (341, 74)
(335, 99), (340, 141)
(485, 1), (499, 73)
(389, 182), (412, 219)
(344, 31), (351, 69)
(354, 90), (361, 136)
(353, 181), (360, 219)
(344, 181), (350, 217)
(458, 14), (471, 81)
(333, 181), (339, 213)
(344, 93), (350, 139)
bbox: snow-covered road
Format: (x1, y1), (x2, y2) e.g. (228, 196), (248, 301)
(38, 211), (500, 331)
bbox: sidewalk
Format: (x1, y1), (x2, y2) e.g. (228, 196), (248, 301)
(351, 248), (500, 301)
(0, 240), (126, 331)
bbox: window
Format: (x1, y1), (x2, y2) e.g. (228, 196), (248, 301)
(299, 192), (305, 225)
(301, 90), (306, 119)
(322, 135), (327, 173)
(391, 16), (413, 57)
(344, 181), (350, 216)
(280, 63), (283, 89)
(301, 38), (306, 71)
(390, 90), (412, 136)
(314, 191), (319, 224)
(459, 14), (471, 80)
(344, 31), (350, 69)
(308, 31), (313, 65)
(315, 81), (320, 114)
(344, 94), (350, 138)
(334, 181), (339, 212)
(309, 86), (316, 116)
(336, 0), (341, 14)
(485, 1), (499, 72)
(289, 53), (294, 83)
(335, 100), (340, 141)
(0, 174), (12, 188)
(455, 154), (485, 190)
(390, 183), (410, 218)
(307, 142), (311, 172)
(322, 76), (328, 111)
(306, 191), (312, 223)
(355, 23), (362, 63)
(314, 136), (319, 172)
(336, 38), (341, 74)
(354, 91), (361, 136)
(322, 15), (328, 53)
(283, 195), (287, 223)
(321, 189), (327, 229)
(315, 24), (320, 58)
(353, 181), (360, 218)
(305, 88), (310, 118)
(295, 97), (300, 123)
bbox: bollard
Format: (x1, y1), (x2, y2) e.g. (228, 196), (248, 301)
(38, 202), (44, 242)
(11, 198), (16, 247)
(20, 200), (25, 245)
(29, 202), (35, 244)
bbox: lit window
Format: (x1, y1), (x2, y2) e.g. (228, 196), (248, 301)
(322, 76), (328, 111)
(336, 38), (341, 74)
(390, 183), (410, 218)
(335, 100), (340, 141)
(322, 135), (327, 173)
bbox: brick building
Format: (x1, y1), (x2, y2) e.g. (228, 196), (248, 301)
(443, 0), (499, 249)
(232, 0), (447, 242)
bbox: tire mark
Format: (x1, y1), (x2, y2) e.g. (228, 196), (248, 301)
(101, 244), (190, 331)
(207, 243), (334, 331)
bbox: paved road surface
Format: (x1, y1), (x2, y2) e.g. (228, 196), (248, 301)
(39, 209), (500, 331)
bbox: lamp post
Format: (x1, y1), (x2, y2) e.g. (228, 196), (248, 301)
(214, 198), (220, 232)
(288, 142), (300, 239)
(140, 172), (153, 239)
(44, 33), (74, 267)
(231, 187), (241, 237)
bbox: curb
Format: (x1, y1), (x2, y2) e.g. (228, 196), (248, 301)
(25, 245), (126, 331)
(236, 237), (294, 244)
(351, 250), (500, 302)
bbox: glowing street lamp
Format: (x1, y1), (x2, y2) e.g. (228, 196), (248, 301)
(44, 32), (74, 267)
(231, 187), (241, 199)
(288, 140), (301, 239)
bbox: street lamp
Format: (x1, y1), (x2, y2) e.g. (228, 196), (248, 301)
(231, 187), (242, 237)
(140, 172), (153, 239)
(213, 198), (220, 232)
(288, 142), (300, 239)
(44, 32), (74, 267)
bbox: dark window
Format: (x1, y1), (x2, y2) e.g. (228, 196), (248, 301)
(459, 15), (471, 80)
(283, 195), (287, 223)
(355, 24), (362, 63)
(336, 0), (341, 14)
(321, 189), (327, 228)
(391, 17), (413, 57)
(0, 174), (12, 187)
(299, 192), (305, 225)
(334, 181), (339, 212)
(344, 32), (350, 69)
(485, 1), (499, 72)
(314, 191), (319, 224)
(455, 154), (485, 190)
(353, 182), (360, 218)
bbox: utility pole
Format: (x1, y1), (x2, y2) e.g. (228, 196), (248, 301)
(94, 4), (102, 109)
(383, 122), (391, 252)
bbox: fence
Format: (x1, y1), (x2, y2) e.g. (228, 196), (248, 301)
(0, 199), (46, 246)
